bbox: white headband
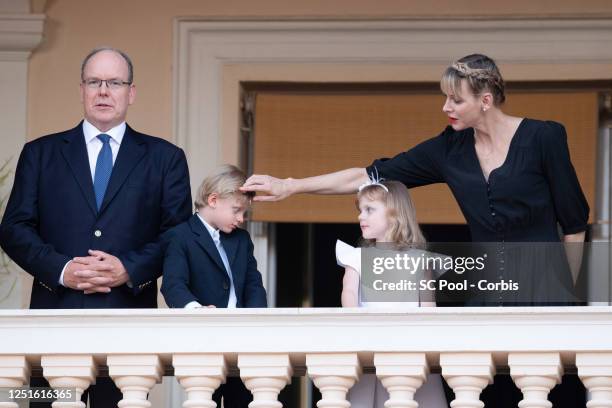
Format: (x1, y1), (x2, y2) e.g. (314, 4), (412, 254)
(358, 167), (388, 193)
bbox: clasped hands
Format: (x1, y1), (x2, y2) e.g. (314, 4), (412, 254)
(63, 250), (129, 294)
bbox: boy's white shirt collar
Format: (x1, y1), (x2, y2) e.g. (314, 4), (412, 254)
(82, 119), (126, 145)
(196, 212), (220, 241)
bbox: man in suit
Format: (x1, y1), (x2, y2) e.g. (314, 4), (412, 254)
(0, 47), (192, 406)
(162, 164), (267, 407)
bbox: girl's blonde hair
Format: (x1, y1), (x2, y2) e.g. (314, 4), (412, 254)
(357, 180), (425, 248)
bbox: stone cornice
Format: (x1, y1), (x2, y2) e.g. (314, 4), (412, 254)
(0, 13), (45, 60)
(177, 18), (612, 64)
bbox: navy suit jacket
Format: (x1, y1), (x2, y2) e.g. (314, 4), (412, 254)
(0, 122), (192, 309)
(161, 214), (267, 308)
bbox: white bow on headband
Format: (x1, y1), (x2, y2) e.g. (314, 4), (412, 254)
(358, 167), (388, 192)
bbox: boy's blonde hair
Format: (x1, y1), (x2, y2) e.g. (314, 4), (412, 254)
(194, 164), (254, 210)
(357, 180), (425, 248)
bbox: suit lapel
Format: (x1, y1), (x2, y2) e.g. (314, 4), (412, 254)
(98, 125), (147, 214)
(189, 215), (227, 273)
(60, 123), (97, 215)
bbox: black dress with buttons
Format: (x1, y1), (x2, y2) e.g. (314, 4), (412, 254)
(367, 118), (589, 305)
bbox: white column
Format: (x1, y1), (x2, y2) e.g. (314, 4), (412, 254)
(0, 355), (29, 408)
(173, 354), (227, 408)
(374, 353), (429, 408)
(238, 354), (292, 408)
(440, 352), (494, 408)
(508, 352), (562, 408)
(41, 355), (96, 408)
(107, 354), (162, 408)
(577, 352), (612, 408)
(306, 353), (360, 408)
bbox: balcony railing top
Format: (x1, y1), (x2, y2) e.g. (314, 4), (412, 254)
(2, 306), (612, 408)
(1, 306), (611, 365)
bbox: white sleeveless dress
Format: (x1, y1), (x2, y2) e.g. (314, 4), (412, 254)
(336, 240), (449, 408)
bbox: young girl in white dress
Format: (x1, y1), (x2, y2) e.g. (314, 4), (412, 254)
(336, 180), (448, 408)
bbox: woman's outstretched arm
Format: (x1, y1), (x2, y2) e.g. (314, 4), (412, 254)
(241, 168), (369, 201)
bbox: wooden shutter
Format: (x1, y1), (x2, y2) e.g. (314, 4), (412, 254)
(251, 91), (597, 223)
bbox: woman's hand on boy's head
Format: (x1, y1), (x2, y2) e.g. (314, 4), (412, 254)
(241, 174), (290, 202)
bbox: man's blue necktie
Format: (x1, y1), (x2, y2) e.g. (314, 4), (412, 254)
(93, 134), (113, 210)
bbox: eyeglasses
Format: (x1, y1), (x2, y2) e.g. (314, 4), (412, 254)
(82, 78), (132, 90)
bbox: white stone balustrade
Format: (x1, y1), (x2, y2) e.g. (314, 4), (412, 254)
(306, 353), (360, 408)
(374, 352), (429, 408)
(41, 355), (96, 408)
(1, 307), (612, 407)
(238, 354), (292, 408)
(0, 355), (28, 408)
(107, 354), (162, 408)
(576, 353), (612, 408)
(440, 352), (494, 408)
(508, 352), (563, 408)
(173, 354), (227, 408)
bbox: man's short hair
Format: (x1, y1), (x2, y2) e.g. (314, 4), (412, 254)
(195, 164), (254, 210)
(81, 47), (134, 83)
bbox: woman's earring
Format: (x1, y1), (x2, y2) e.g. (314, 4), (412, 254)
(482, 107), (488, 112)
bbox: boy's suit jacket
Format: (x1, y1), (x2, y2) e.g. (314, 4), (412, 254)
(161, 214), (267, 308)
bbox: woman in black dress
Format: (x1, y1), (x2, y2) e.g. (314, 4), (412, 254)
(242, 53), (590, 406)
(243, 54), (588, 301)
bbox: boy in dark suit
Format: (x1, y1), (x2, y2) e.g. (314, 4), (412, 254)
(161, 164), (267, 408)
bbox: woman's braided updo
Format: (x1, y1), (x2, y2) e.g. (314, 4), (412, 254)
(441, 54), (506, 106)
